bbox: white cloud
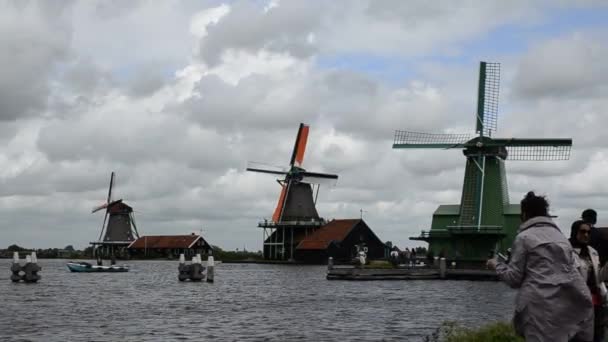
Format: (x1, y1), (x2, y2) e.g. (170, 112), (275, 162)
(0, 0), (607, 251)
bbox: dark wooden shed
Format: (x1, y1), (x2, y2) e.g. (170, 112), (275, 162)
(295, 219), (386, 264)
(128, 234), (212, 258)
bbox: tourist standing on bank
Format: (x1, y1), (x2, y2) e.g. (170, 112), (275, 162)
(570, 220), (607, 342)
(583, 209), (607, 266)
(487, 191), (593, 341)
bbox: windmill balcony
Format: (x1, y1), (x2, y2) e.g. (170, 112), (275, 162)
(447, 225), (505, 235)
(413, 226), (505, 239)
(258, 219), (327, 229)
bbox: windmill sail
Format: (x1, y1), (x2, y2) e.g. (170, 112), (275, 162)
(92, 172), (139, 242)
(392, 61), (573, 264)
(247, 122), (338, 223)
(476, 62), (500, 137)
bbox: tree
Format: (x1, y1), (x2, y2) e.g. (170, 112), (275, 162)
(64, 245), (75, 251)
(7, 244), (25, 252)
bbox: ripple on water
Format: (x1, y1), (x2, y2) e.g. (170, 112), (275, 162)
(0, 260), (515, 341)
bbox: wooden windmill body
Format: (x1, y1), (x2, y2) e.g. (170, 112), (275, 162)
(393, 62), (572, 267)
(247, 123), (338, 261)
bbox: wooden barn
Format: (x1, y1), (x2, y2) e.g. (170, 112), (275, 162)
(128, 234), (212, 259)
(295, 219), (386, 264)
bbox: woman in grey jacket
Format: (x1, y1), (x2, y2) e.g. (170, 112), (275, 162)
(570, 220), (607, 342)
(488, 192), (593, 342)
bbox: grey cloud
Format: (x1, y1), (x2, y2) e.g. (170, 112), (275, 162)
(512, 33), (608, 100)
(0, 1), (72, 121)
(180, 68), (467, 141)
(126, 70), (166, 98)
(62, 58), (114, 95)
(197, 1), (322, 66)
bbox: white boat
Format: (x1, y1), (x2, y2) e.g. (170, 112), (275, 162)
(66, 262), (129, 273)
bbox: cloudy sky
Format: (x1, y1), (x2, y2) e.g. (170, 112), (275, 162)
(1, 0), (608, 250)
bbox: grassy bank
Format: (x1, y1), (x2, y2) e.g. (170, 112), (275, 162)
(424, 321), (523, 342)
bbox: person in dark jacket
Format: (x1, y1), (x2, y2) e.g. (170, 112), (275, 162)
(487, 191), (593, 341)
(583, 209), (608, 266)
(571, 220), (607, 342)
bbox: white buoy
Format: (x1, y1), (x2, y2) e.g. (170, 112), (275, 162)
(25, 255), (32, 264)
(31, 252), (37, 264)
(179, 254), (185, 264)
(13, 252), (19, 264)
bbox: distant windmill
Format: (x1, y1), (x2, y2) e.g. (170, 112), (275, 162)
(393, 62), (572, 263)
(247, 123), (338, 260)
(90, 172), (140, 259)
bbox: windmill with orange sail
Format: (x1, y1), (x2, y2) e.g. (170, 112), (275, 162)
(247, 123), (338, 260)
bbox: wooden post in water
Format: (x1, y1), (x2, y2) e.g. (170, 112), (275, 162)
(178, 253), (188, 281)
(206, 253), (214, 283)
(439, 258), (447, 279)
(23, 252), (41, 283)
(10, 252), (21, 282)
(190, 254), (204, 281)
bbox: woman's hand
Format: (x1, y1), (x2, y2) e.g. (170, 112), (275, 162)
(486, 258), (498, 270)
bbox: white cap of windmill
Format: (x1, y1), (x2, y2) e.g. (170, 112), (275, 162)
(246, 123), (339, 222)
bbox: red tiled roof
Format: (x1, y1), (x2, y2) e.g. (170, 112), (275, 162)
(296, 219), (360, 250)
(128, 235), (201, 249)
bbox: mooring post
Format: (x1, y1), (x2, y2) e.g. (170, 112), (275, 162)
(327, 257), (334, 271)
(206, 254), (214, 283)
(433, 256), (439, 268)
(178, 254), (188, 281)
(439, 258), (447, 279)
(23, 253), (41, 283)
(451, 261), (456, 269)
(11, 252), (21, 282)
(191, 255), (203, 281)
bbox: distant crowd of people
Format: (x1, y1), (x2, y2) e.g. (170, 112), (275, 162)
(389, 247), (420, 267)
(487, 191), (608, 342)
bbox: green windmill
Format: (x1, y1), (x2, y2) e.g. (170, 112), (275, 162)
(393, 62), (572, 266)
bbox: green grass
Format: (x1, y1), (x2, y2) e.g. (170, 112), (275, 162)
(423, 321), (523, 342)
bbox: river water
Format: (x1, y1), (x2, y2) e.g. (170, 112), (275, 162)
(1, 259), (516, 341)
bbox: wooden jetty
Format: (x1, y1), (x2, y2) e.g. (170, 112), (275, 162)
(326, 267), (498, 281)
(326, 258), (498, 281)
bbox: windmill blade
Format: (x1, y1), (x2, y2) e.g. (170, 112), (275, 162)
(246, 167), (288, 176)
(475, 62), (500, 137)
(130, 212), (140, 239)
(493, 138), (572, 161)
(289, 123), (310, 167)
(393, 131), (471, 149)
(272, 184), (288, 222)
(300, 171), (339, 186)
(97, 211), (109, 241)
(247, 161), (287, 172)
(107, 172), (115, 204)
(92, 202), (109, 213)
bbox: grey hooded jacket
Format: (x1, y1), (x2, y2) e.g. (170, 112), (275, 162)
(496, 216), (593, 342)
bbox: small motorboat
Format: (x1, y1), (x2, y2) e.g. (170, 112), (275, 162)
(66, 261), (129, 273)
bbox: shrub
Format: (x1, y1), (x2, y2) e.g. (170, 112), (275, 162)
(424, 321), (523, 342)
